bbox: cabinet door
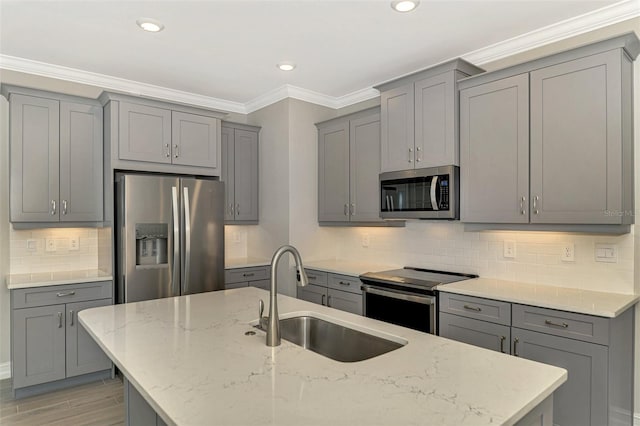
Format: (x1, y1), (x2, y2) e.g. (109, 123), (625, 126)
(460, 74), (529, 223)
(119, 102), (171, 164)
(9, 94), (60, 222)
(12, 304), (66, 388)
(512, 327), (608, 426)
(298, 284), (327, 306)
(439, 313), (511, 354)
(66, 299), (112, 378)
(530, 51), (622, 224)
(59, 101), (104, 222)
(221, 126), (235, 221)
(328, 289), (362, 315)
(380, 83), (415, 172)
(414, 71), (456, 167)
(233, 129), (259, 222)
(318, 121), (350, 222)
(349, 112), (382, 222)
(172, 111), (220, 170)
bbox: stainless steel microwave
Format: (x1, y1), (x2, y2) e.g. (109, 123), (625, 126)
(380, 165), (459, 220)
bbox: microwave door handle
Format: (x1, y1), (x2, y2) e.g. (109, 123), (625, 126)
(430, 176), (439, 210)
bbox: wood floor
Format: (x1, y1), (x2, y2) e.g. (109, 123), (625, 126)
(0, 377), (124, 426)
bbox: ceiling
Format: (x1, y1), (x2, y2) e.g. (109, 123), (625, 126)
(0, 0), (636, 113)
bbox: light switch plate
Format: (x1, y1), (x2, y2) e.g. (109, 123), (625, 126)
(595, 243), (617, 263)
(503, 241), (516, 258)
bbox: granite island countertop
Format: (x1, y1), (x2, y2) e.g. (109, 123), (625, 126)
(79, 287), (566, 426)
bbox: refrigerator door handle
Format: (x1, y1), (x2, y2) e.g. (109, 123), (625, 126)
(183, 186), (192, 294)
(172, 186), (180, 296)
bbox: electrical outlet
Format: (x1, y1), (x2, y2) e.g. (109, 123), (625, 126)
(26, 239), (38, 252)
(69, 236), (80, 251)
(503, 241), (516, 258)
(362, 233), (370, 248)
(561, 243), (575, 262)
(45, 238), (56, 252)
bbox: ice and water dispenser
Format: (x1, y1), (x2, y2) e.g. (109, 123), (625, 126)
(135, 223), (168, 266)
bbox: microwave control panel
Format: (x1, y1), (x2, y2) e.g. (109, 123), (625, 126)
(437, 175), (449, 210)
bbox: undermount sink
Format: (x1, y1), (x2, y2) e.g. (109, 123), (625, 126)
(259, 315), (406, 362)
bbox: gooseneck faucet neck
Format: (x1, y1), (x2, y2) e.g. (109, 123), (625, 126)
(266, 245), (308, 347)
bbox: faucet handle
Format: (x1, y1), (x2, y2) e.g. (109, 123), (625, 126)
(258, 299), (266, 329)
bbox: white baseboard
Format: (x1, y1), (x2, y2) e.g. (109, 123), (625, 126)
(634, 412), (640, 426)
(0, 362), (10, 380)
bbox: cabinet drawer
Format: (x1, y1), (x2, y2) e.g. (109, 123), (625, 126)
(439, 312), (511, 354)
(439, 292), (511, 326)
(512, 304), (609, 345)
(304, 269), (328, 286)
(225, 282), (248, 290)
(225, 266), (270, 284)
(328, 274), (362, 295)
(249, 279), (270, 291)
(12, 281), (113, 309)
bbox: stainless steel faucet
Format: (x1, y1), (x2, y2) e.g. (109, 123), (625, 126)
(266, 245), (309, 346)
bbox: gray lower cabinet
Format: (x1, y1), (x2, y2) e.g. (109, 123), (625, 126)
(125, 378), (167, 426)
(317, 107), (384, 224)
(298, 269), (363, 315)
(224, 266), (271, 290)
(5, 86), (104, 223)
(10, 281), (113, 395)
(459, 33), (636, 227)
(439, 292), (635, 426)
(375, 59), (483, 172)
(221, 122), (260, 223)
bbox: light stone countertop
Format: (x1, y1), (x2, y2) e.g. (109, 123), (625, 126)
(79, 287), (566, 426)
(303, 259), (401, 277)
(438, 278), (639, 318)
(225, 257), (271, 269)
(6, 269), (113, 290)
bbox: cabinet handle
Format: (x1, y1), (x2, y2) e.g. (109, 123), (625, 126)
(344, 204), (348, 216)
(174, 144), (180, 158)
(533, 196), (539, 215)
(56, 291), (76, 297)
(513, 337), (519, 356)
(327, 295), (332, 307)
(321, 294), (326, 306)
(57, 312), (63, 328)
(165, 143), (170, 158)
(408, 148), (413, 163)
(520, 196), (526, 215)
(544, 319), (569, 328)
(308, 275), (316, 280)
(230, 204), (234, 215)
(243, 273), (255, 277)
(338, 281), (350, 286)
(416, 146), (422, 163)
(62, 200), (68, 215)
(499, 336), (506, 353)
(463, 304), (481, 312)
(236, 204), (240, 215)
(69, 310), (74, 326)
(350, 203), (355, 216)
(50, 200), (56, 216)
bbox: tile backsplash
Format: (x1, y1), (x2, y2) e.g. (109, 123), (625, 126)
(330, 222), (635, 295)
(9, 227), (99, 274)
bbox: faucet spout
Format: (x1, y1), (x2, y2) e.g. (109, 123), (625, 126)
(266, 245), (308, 346)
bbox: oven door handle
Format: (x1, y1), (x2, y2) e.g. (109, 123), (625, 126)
(361, 285), (435, 305)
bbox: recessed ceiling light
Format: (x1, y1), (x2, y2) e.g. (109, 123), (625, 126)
(136, 18), (164, 32)
(277, 63), (296, 71)
(391, 0), (419, 12)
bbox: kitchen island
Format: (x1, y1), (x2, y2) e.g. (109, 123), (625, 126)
(79, 287), (566, 426)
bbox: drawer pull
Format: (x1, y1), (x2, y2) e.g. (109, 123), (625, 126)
(56, 291), (76, 297)
(499, 336), (506, 353)
(321, 294), (326, 306)
(513, 337), (519, 356)
(544, 320), (569, 328)
(308, 275), (317, 280)
(243, 273), (255, 277)
(338, 281), (351, 286)
(57, 312), (63, 328)
(69, 310), (74, 326)
(463, 304), (482, 312)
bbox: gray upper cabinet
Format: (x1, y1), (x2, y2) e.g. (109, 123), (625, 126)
(460, 74), (530, 223)
(100, 92), (224, 177)
(221, 122), (260, 224)
(317, 108), (384, 224)
(119, 102), (171, 164)
(376, 59), (483, 173)
(458, 33), (638, 228)
(5, 87), (104, 224)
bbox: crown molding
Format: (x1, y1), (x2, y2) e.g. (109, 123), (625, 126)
(0, 1), (637, 115)
(463, 0), (640, 65)
(0, 55), (246, 114)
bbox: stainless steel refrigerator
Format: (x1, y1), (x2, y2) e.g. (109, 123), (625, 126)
(115, 173), (225, 303)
